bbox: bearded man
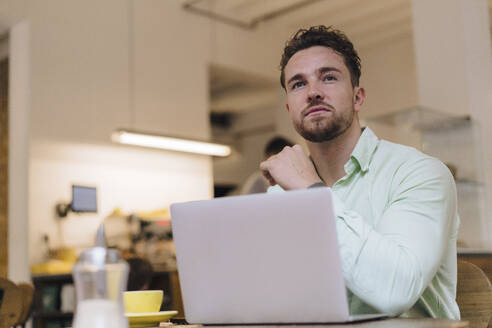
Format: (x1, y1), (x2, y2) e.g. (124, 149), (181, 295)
(260, 26), (460, 319)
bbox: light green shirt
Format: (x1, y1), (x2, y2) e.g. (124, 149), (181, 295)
(269, 127), (460, 319)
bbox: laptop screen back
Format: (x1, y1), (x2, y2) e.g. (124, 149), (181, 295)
(171, 188), (349, 324)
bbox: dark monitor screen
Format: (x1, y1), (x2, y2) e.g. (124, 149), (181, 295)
(71, 185), (97, 213)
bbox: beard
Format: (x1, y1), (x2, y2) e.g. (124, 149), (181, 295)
(294, 105), (355, 143)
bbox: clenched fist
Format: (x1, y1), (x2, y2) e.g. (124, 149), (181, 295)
(259, 144), (323, 190)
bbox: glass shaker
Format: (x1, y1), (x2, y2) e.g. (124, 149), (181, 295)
(72, 225), (129, 328)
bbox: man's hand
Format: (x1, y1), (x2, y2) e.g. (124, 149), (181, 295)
(259, 144), (323, 190)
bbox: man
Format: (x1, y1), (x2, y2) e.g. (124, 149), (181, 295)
(260, 26), (460, 319)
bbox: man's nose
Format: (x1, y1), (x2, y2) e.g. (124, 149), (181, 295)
(307, 84), (324, 102)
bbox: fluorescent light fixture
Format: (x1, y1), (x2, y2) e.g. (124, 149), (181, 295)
(112, 129), (232, 157)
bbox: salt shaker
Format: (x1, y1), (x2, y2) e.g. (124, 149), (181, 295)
(72, 224), (129, 328)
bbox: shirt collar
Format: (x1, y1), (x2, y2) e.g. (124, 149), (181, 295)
(346, 126), (379, 174)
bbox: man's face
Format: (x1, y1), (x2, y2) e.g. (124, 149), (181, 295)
(283, 46), (364, 142)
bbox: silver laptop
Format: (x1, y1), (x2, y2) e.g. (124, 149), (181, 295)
(170, 187), (386, 324)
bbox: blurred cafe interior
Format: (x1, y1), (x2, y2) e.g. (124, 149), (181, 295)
(1, 0), (492, 327)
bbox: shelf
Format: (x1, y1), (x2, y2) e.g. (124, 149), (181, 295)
(456, 179), (484, 187)
(32, 273), (73, 284)
(33, 311), (73, 319)
(367, 106), (487, 249)
(367, 106), (472, 132)
(458, 248), (492, 256)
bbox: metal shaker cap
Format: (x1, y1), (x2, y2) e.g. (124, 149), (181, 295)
(77, 223), (124, 267)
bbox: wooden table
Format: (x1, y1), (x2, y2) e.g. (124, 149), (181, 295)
(164, 318), (469, 328)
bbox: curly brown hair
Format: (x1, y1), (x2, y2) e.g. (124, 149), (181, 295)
(280, 25), (361, 89)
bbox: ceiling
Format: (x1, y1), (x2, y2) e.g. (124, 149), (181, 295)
(2, 1), (492, 114)
(205, 0), (492, 114)
(186, 0), (492, 48)
(205, 0), (414, 114)
(185, 0), (414, 49)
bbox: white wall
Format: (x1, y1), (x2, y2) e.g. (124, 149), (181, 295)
(133, 0), (211, 139)
(29, 140), (211, 262)
(412, 0), (470, 117)
(423, 124), (484, 247)
(27, 0), (216, 142)
(26, 0), (216, 265)
(29, 0), (131, 143)
(359, 34), (419, 118)
(412, 0), (492, 248)
(357, 34), (422, 148)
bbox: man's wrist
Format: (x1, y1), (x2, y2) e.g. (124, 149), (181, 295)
(308, 182), (326, 188)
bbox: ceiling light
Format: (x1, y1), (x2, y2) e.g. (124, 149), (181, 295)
(113, 3), (230, 157)
(112, 130), (232, 157)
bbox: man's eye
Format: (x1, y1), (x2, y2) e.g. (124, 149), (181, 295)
(323, 75), (337, 81)
(291, 81), (304, 89)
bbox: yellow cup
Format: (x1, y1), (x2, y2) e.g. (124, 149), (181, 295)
(123, 290), (163, 313)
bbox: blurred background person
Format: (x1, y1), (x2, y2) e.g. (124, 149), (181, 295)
(240, 136), (294, 194)
(127, 257), (154, 291)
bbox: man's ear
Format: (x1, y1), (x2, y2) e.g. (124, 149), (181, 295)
(353, 87), (366, 113)
(286, 103), (290, 113)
